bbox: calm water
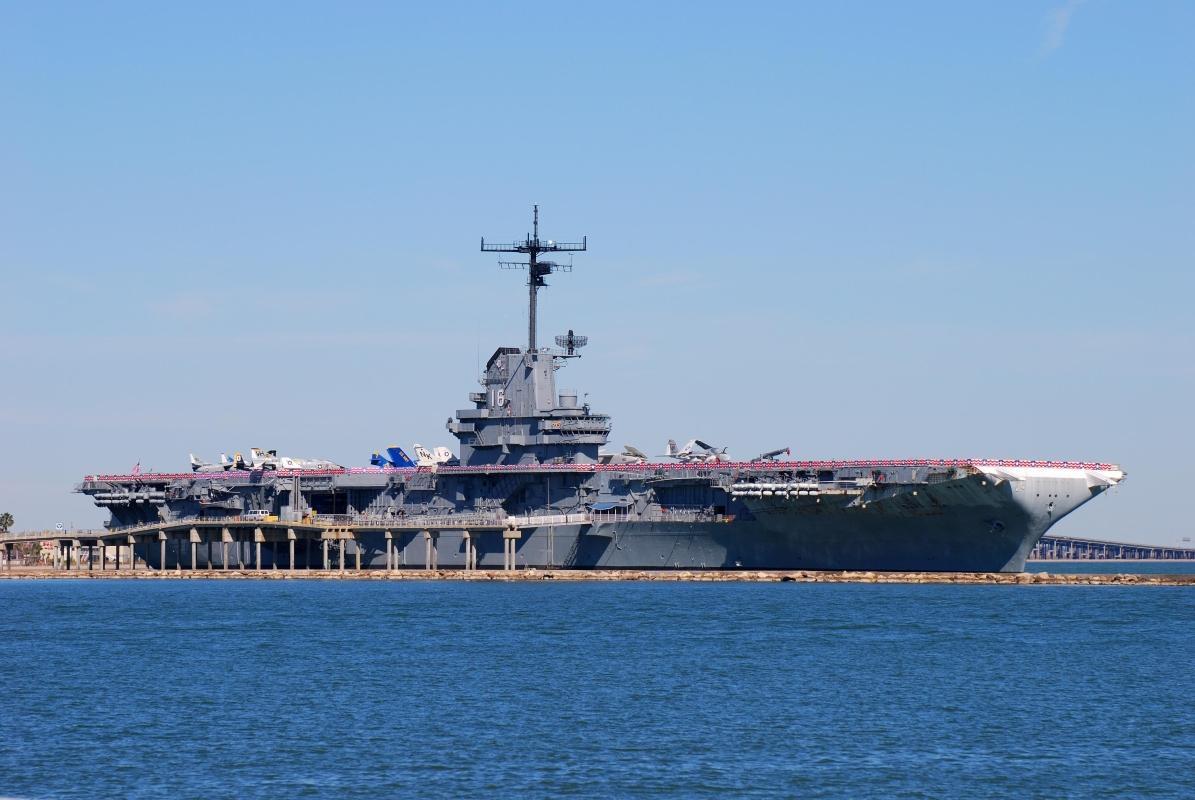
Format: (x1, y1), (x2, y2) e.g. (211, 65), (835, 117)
(1027, 560), (1195, 574)
(1, 581), (1193, 799)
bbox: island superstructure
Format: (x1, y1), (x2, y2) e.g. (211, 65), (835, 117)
(76, 208), (1125, 572)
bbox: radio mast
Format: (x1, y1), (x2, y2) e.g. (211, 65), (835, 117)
(481, 205), (587, 352)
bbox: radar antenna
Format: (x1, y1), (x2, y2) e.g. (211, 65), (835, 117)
(554, 329), (588, 357)
(481, 205), (586, 352)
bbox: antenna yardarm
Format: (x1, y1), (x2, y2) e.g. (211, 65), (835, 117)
(481, 205), (586, 352)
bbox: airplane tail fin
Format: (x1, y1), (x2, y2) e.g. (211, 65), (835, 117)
(370, 452), (390, 467)
(219, 453), (232, 469)
(666, 439), (678, 457)
(190, 453), (202, 471)
(387, 446), (416, 468)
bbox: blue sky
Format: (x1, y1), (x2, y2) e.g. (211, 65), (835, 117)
(1, 1), (1191, 543)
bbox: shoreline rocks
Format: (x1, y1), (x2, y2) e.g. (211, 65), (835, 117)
(0, 567), (1192, 585)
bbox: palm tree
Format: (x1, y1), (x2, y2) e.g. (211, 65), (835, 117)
(0, 512), (13, 532)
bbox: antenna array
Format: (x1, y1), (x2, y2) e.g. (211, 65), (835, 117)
(481, 205), (587, 352)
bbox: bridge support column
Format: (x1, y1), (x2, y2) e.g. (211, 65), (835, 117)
(323, 539), (329, 570)
(338, 535), (345, 574)
(354, 535), (361, 571)
(222, 528), (231, 571)
(128, 536), (137, 571)
(158, 532), (166, 572)
(288, 529), (296, 574)
(115, 541), (121, 571)
(305, 537), (311, 570)
(189, 528), (200, 571)
(385, 531), (393, 572)
(254, 528), (263, 571)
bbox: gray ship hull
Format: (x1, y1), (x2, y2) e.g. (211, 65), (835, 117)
(134, 468), (1105, 573)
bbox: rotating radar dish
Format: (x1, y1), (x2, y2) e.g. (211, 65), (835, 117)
(555, 329), (588, 356)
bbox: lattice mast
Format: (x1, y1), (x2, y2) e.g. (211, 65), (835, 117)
(481, 205), (586, 352)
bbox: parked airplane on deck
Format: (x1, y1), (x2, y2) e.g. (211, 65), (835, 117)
(190, 453), (233, 473)
(412, 444), (459, 467)
(599, 445), (648, 465)
(231, 448), (343, 471)
(662, 439), (731, 464)
(370, 446), (417, 468)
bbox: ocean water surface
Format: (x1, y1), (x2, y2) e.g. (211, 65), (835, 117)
(1027, 559), (1195, 574)
(1, 580), (1192, 799)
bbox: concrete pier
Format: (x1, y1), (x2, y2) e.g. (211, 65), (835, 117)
(9, 518), (1191, 581)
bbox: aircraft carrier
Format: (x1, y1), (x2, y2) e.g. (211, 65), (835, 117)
(76, 208), (1125, 572)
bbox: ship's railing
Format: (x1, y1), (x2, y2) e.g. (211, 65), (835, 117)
(98, 512), (517, 534)
(589, 508), (725, 525)
(0, 528), (111, 542)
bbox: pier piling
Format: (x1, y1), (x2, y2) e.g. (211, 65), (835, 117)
(423, 530), (438, 570)
(503, 527), (522, 571)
